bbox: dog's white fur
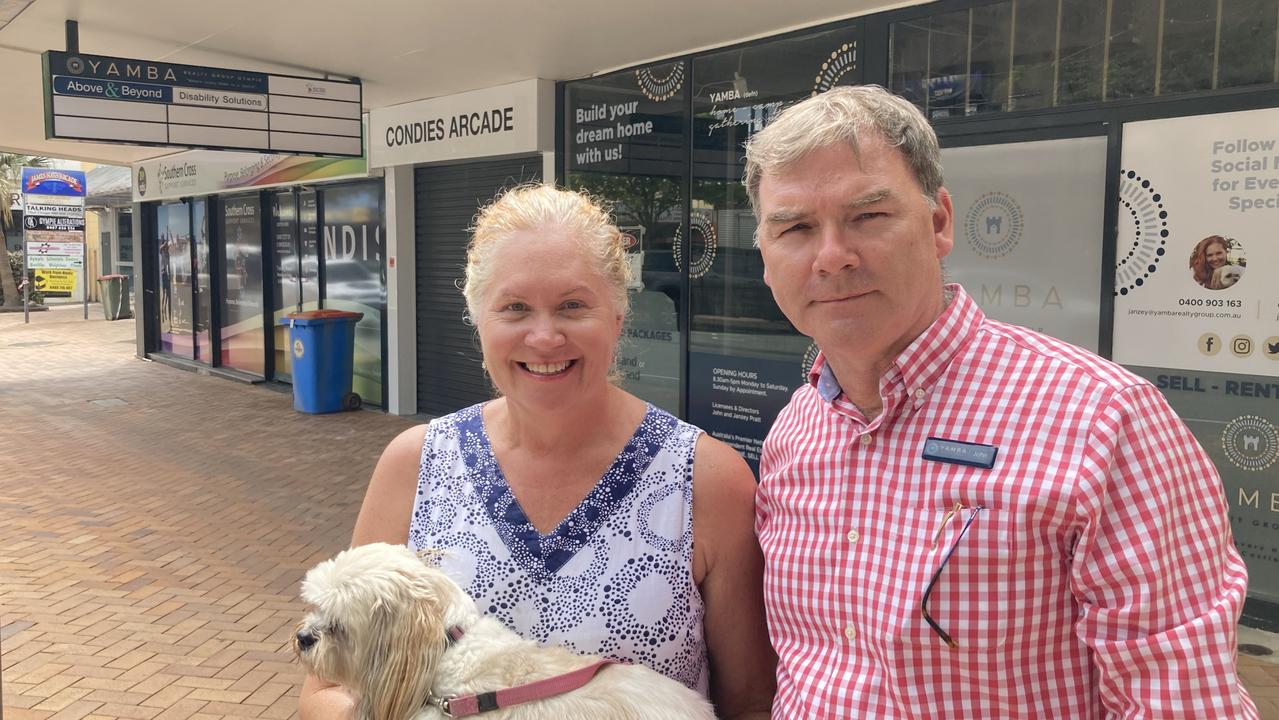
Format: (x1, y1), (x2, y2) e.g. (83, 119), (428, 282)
(1214, 264), (1243, 289)
(296, 543), (716, 720)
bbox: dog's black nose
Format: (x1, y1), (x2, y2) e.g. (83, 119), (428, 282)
(297, 630), (317, 651)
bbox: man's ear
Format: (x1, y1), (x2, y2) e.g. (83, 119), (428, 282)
(932, 187), (955, 259)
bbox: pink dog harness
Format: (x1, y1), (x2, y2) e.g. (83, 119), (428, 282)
(429, 626), (618, 716)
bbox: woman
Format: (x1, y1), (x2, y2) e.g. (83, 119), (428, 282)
(300, 185), (774, 718)
(1189, 235), (1241, 289)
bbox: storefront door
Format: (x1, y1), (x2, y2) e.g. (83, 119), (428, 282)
(219, 194), (266, 376)
(270, 189), (320, 382)
(156, 201), (195, 359)
(414, 157), (541, 417)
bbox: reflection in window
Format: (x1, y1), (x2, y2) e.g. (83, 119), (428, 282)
(117, 210), (133, 262)
(891, 19), (929, 110)
(970, 2), (1013, 113)
(220, 194), (265, 376)
(156, 202), (193, 358)
(272, 191), (299, 380)
(192, 199), (211, 364)
(1011, 0), (1058, 110)
(691, 25), (860, 348)
(1160, 0), (1217, 94)
(321, 182), (385, 406)
(1219, 0), (1279, 88)
(928, 10), (972, 119)
(1107, 0), (1159, 99)
(891, 0), (1279, 115)
(688, 25), (860, 471)
(1057, 0), (1106, 104)
(565, 62), (686, 414)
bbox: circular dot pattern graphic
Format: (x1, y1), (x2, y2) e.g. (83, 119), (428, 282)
(1115, 169), (1168, 296)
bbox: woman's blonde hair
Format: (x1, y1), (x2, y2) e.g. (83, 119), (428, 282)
(463, 183), (632, 322)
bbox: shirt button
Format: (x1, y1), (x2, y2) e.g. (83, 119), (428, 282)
(914, 388), (926, 399)
(846, 529), (860, 544)
(860, 434), (873, 446)
(844, 624), (857, 640)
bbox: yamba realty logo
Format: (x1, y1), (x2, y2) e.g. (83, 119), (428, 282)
(964, 192), (1023, 259)
(1222, 415), (1279, 471)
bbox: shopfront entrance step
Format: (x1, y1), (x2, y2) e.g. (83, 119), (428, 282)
(210, 366), (266, 384)
(148, 353), (264, 384)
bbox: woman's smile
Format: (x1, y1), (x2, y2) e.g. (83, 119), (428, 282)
(520, 359), (577, 377)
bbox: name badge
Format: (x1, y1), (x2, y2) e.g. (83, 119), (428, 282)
(922, 437), (998, 469)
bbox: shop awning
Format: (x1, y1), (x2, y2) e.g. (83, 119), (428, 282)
(85, 165), (133, 209)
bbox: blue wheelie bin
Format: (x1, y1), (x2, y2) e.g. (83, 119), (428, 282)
(280, 309), (365, 413)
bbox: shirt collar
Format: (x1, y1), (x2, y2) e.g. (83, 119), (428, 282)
(807, 284), (984, 403)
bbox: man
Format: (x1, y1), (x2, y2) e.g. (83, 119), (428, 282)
(747, 86), (1255, 718)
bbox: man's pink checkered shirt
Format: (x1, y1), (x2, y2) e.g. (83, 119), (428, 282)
(757, 285), (1255, 718)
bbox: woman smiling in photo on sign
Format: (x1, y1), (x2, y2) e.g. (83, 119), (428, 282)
(1190, 234), (1246, 290)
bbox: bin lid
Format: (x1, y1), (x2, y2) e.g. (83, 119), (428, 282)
(284, 309), (363, 320)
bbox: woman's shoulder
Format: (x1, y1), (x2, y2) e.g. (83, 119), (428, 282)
(691, 432), (756, 494)
(631, 403), (751, 483)
(421, 401), (490, 442)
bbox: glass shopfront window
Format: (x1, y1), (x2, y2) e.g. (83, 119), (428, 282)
(565, 60), (688, 414)
(688, 24), (862, 471)
(555, 0), (1279, 613)
(322, 182), (385, 406)
(270, 190), (320, 381)
(193, 200), (211, 364)
(156, 202), (193, 358)
(116, 209), (134, 296)
(220, 194), (266, 376)
(892, 0), (1279, 115)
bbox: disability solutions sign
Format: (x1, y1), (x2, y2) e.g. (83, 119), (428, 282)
(43, 51), (363, 156)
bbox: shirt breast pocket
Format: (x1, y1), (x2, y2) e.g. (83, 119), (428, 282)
(887, 507), (1017, 650)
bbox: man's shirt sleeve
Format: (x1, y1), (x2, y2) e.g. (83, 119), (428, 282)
(1070, 382), (1257, 718)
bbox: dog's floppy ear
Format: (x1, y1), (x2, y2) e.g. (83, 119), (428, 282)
(355, 571), (446, 720)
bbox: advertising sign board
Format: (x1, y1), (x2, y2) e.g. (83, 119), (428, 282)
(21, 167), (86, 305)
(1111, 107), (1279, 601)
(942, 136), (1107, 351)
(368, 79), (553, 168)
(131, 150), (369, 203)
(43, 51), (363, 156)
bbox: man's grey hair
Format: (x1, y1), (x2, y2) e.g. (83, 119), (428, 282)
(743, 85), (943, 215)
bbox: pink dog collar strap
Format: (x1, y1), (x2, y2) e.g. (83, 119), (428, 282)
(438, 659), (616, 716)
(445, 625), (465, 644)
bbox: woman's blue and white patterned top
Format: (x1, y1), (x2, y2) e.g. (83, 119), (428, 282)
(408, 402), (709, 694)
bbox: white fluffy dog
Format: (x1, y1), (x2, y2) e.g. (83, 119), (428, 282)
(295, 542), (716, 720)
(1214, 264), (1244, 289)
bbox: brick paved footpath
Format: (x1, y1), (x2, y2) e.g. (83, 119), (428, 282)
(0, 306), (415, 720)
(2, 304), (1279, 719)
